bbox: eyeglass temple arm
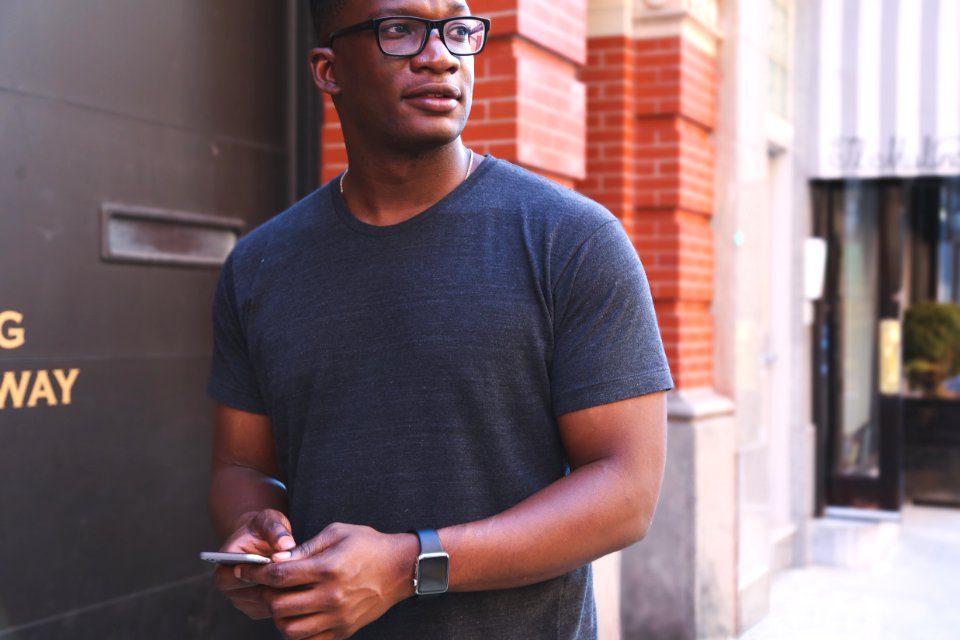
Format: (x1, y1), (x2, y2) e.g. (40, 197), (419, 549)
(328, 20), (376, 44)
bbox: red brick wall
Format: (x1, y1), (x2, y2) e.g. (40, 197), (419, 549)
(579, 37), (635, 229)
(579, 35), (717, 389)
(321, 98), (346, 184)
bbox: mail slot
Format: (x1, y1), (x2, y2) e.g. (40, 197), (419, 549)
(101, 204), (244, 268)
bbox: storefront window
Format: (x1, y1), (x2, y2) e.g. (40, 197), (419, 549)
(904, 178), (960, 398)
(936, 180), (960, 304)
(814, 177), (960, 508)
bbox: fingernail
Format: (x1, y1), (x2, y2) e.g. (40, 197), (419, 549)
(233, 566), (243, 580)
(273, 551), (291, 561)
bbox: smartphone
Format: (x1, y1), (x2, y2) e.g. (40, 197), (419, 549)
(200, 551), (272, 565)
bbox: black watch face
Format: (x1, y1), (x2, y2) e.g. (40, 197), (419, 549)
(418, 553), (450, 594)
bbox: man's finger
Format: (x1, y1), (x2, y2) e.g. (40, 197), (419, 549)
(265, 521), (296, 552)
(274, 611), (341, 640)
(272, 535), (321, 562)
(213, 564), (253, 592)
(230, 586), (284, 609)
(253, 510), (296, 552)
(236, 555), (313, 588)
(230, 599), (273, 621)
(263, 584), (343, 619)
(219, 583), (277, 619)
(273, 522), (345, 562)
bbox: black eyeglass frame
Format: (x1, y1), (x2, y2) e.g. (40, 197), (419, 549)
(328, 15), (491, 57)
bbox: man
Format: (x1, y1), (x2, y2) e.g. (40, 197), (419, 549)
(207, 0), (673, 638)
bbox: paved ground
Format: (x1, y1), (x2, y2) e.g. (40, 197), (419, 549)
(740, 505), (960, 640)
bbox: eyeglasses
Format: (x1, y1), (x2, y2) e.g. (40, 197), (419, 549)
(328, 16), (491, 57)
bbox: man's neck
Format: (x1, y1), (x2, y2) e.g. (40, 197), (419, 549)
(339, 141), (475, 227)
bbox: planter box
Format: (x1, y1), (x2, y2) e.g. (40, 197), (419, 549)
(904, 397), (960, 506)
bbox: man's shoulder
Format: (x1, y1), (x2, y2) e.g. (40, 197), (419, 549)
(229, 182), (334, 265)
(468, 158), (620, 258)
(479, 158), (615, 229)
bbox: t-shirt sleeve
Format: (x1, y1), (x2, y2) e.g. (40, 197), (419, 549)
(207, 256), (268, 415)
(550, 219), (674, 416)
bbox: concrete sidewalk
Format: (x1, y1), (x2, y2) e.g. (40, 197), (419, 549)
(739, 505), (960, 640)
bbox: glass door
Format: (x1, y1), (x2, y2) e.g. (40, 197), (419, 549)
(902, 178), (960, 506)
(812, 180), (905, 512)
(814, 177), (960, 512)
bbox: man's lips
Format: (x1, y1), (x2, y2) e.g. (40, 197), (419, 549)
(403, 83), (462, 100)
(402, 83), (462, 113)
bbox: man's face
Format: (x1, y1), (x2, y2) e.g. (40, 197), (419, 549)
(324, 0), (477, 154)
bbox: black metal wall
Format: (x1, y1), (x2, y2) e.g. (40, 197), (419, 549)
(0, 1), (295, 637)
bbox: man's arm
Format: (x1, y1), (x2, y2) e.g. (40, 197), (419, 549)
(209, 404), (289, 540)
(209, 404), (299, 621)
(440, 390), (667, 590)
(239, 391), (667, 639)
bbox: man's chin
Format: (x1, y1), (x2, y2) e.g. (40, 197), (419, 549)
(389, 122), (468, 153)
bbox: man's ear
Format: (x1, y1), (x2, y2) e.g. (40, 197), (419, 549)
(309, 48), (341, 96)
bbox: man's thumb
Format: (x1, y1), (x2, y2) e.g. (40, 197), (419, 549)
(251, 509), (296, 555)
(272, 523), (341, 562)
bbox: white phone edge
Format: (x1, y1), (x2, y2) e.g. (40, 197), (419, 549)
(199, 551), (272, 565)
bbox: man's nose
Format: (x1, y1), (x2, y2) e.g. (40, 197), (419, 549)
(414, 28), (459, 68)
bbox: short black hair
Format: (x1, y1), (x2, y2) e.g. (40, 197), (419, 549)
(309, 0), (351, 46)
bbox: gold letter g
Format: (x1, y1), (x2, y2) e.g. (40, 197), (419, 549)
(0, 311), (25, 349)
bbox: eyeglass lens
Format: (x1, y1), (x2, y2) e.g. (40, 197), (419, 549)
(378, 18), (486, 55)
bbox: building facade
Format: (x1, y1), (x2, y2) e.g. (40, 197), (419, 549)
(3, 0), (958, 638)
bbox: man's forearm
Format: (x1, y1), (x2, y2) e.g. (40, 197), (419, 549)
(435, 393), (667, 593)
(231, 458), (652, 636)
(209, 465), (289, 540)
(439, 454), (657, 592)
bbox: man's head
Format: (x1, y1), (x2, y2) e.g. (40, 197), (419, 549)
(309, 0), (350, 47)
(308, 0), (486, 156)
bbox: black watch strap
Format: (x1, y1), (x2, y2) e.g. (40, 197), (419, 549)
(415, 528), (444, 555)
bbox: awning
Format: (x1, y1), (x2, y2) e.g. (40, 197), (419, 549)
(811, 0), (960, 178)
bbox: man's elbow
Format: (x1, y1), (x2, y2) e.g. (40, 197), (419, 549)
(613, 478), (662, 548)
(620, 502), (657, 548)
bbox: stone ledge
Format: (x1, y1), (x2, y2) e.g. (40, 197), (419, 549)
(667, 386), (735, 421)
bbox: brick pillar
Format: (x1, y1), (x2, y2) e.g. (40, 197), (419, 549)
(320, 0), (587, 189)
(579, 32), (716, 390)
(579, 36), (636, 230)
(581, 2), (737, 638)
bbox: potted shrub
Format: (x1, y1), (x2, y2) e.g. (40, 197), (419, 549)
(903, 301), (960, 398)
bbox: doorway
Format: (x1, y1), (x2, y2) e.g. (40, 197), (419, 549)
(0, 1), (319, 636)
(812, 177), (960, 513)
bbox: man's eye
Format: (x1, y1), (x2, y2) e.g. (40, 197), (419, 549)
(380, 23), (414, 37)
(446, 24), (471, 41)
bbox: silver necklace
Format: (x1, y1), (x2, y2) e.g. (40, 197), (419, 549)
(339, 149), (474, 196)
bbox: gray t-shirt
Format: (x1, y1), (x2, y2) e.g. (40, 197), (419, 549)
(208, 157), (673, 639)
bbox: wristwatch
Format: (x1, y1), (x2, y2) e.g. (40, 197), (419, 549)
(412, 528), (450, 596)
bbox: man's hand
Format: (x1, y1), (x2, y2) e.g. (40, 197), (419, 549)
(212, 509), (297, 620)
(234, 522), (418, 640)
